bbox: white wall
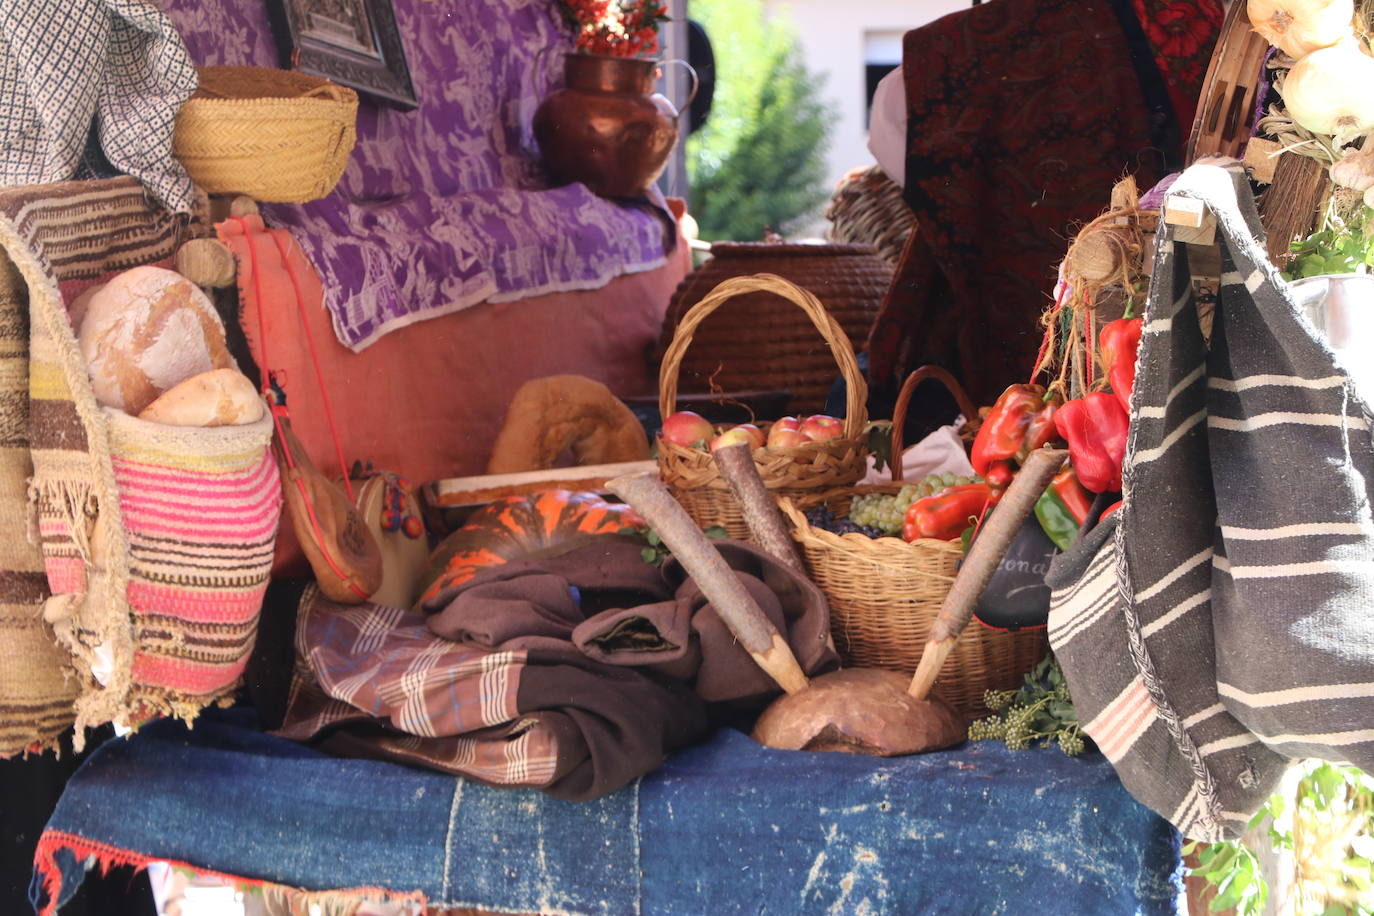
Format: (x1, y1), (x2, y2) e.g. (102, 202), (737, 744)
(761, 0), (971, 196)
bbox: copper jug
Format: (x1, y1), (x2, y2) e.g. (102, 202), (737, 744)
(534, 53), (695, 199)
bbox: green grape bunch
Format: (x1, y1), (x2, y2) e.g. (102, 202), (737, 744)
(847, 472), (981, 536)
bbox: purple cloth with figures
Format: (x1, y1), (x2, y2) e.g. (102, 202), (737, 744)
(162, 0), (675, 350)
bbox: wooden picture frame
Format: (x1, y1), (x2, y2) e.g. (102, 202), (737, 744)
(267, 0), (418, 110)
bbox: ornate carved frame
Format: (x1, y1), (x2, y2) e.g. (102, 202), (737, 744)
(267, 0), (418, 110)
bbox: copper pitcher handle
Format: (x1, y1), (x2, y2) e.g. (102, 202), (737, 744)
(659, 58), (699, 123)
(533, 45), (562, 94)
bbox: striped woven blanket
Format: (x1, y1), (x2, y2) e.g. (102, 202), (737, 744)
(0, 177), (193, 755)
(1047, 162), (1374, 841)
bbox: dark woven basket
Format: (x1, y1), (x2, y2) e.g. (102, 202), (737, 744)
(825, 165), (917, 266)
(655, 242), (891, 415)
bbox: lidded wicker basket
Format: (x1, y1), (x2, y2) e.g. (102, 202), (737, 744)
(824, 165), (917, 266)
(658, 273), (869, 539)
(656, 242), (890, 414)
(777, 366), (1047, 718)
(173, 66), (358, 203)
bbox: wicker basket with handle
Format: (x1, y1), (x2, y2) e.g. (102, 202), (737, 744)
(656, 243), (889, 414)
(173, 66), (358, 203)
(657, 273), (869, 539)
(777, 366), (1048, 718)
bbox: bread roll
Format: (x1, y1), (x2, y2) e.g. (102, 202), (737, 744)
(78, 265), (234, 415)
(136, 368), (264, 427)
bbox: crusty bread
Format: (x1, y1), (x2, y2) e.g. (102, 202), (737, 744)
(137, 368), (264, 427)
(77, 265), (234, 415)
(486, 374), (650, 474)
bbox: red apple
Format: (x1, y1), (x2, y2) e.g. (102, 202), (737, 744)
(773, 415), (802, 432)
(709, 425), (762, 452)
(735, 423), (766, 449)
(799, 414), (844, 442)
(766, 416), (802, 446)
(766, 427), (808, 448)
(660, 410), (715, 448)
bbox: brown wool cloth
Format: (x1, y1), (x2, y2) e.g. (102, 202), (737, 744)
(281, 536), (840, 801)
(424, 537), (839, 705)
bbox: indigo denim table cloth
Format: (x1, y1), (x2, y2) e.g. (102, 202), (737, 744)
(35, 708), (1181, 915)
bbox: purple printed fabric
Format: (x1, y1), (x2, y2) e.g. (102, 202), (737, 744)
(161, 0), (674, 350)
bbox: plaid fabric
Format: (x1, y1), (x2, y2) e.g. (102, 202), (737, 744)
(278, 590), (561, 790)
(0, 0), (196, 212)
(1048, 162), (1374, 842)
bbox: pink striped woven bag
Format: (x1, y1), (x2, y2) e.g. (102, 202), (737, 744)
(4, 177), (280, 743)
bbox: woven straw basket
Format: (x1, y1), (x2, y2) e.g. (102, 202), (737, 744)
(174, 66), (358, 203)
(778, 367), (1047, 718)
(657, 273), (869, 538)
(657, 243), (889, 414)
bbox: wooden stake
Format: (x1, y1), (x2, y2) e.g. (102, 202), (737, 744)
(713, 442), (807, 577)
(907, 448), (1067, 700)
(607, 472), (809, 694)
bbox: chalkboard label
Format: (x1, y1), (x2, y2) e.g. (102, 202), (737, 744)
(972, 513), (1058, 631)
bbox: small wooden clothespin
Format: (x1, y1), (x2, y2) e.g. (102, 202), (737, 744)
(1163, 195), (1216, 247)
(1242, 137), (1282, 185)
(174, 238), (238, 288)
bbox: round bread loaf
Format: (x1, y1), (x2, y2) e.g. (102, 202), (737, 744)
(78, 265), (234, 415)
(136, 368), (264, 427)
(486, 374), (650, 474)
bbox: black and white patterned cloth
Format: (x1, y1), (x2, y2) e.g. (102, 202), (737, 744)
(1047, 161), (1374, 842)
(0, 0), (196, 212)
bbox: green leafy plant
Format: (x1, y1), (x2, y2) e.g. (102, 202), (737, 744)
(1184, 762), (1374, 916)
(1282, 200), (1374, 280)
(1185, 818), (1271, 915)
(967, 655), (1089, 755)
(864, 420), (894, 475)
(629, 524), (728, 565)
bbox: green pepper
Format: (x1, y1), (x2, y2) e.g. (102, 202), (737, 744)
(1049, 467), (1092, 525)
(1035, 487), (1080, 552)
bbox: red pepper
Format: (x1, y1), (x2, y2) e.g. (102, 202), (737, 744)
(1016, 396), (1062, 463)
(1099, 317), (1142, 413)
(1053, 393), (1128, 494)
(1049, 467), (1093, 525)
(1100, 499), (1123, 519)
(983, 459), (1015, 491)
(971, 384), (1055, 474)
(903, 483), (996, 541)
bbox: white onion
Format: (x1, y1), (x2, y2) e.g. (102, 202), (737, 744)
(1248, 0), (1353, 59)
(1281, 40), (1374, 143)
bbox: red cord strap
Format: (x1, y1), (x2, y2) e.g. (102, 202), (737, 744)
(232, 216), (369, 601)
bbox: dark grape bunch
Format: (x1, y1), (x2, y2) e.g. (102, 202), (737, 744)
(804, 505), (884, 538)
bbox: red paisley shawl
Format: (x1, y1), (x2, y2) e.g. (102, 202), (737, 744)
(866, 0), (1221, 409)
